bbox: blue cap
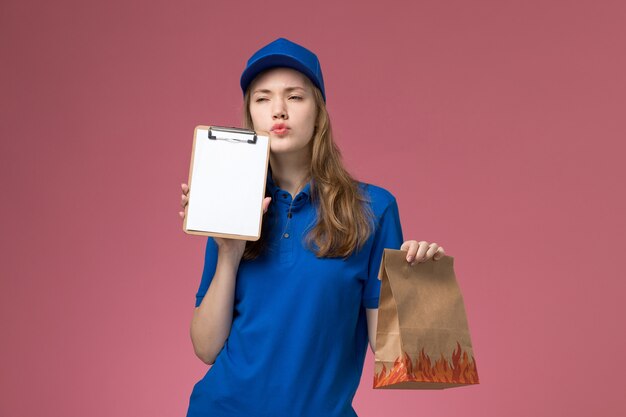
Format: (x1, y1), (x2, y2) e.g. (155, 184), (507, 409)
(240, 38), (326, 102)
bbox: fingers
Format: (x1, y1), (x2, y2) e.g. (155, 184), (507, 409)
(404, 241), (441, 265)
(402, 240), (419, 262)
(180, 183), (189, 220)
(181, 193), (188, 208)
(181, 183), (189, 208)
(179, 186), (272, 220)
(179, 186), (272, 219)
(425, 243), (439, 260)
(401, 241), (415, 258)
(412, 241), (429, 264)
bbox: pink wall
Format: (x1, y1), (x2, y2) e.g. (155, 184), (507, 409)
(1, 0), (624, 416)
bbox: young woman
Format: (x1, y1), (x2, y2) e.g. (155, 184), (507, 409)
(179, 38), (445, 417)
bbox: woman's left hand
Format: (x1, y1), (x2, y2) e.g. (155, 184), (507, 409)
(401, 240), (445, 266)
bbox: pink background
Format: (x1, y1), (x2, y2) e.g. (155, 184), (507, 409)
(1, 0), (625, 416)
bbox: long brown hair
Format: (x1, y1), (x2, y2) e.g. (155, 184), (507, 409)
(241, 73), (375, 261)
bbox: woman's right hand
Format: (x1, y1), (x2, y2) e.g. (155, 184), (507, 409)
(179, 183), (272, 261)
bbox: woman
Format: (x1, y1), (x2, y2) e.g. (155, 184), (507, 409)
(179, 38), (445, 417)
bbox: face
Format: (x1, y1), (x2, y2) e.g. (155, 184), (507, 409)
(248, 67), (318, 157)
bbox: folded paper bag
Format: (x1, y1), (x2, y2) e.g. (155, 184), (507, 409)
(373, 249), (480, 389)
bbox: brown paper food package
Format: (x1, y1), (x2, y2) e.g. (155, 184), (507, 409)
(373, 249), (480, 389)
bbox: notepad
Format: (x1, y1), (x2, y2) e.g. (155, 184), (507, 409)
(183, 125), (270, 241)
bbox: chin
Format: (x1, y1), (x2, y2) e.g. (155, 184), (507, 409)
(269, 144), (292, 153)
(269, 142), (306, 154)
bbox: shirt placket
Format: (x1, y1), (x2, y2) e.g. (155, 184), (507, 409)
(278, 191), (294, 265)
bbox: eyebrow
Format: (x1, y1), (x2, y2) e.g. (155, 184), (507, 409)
(252, 86), (307, 95)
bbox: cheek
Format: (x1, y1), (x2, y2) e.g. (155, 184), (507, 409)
(249, 107), (264, 127)
(307, 119), (316, 134)
(306, 107), (318, 132)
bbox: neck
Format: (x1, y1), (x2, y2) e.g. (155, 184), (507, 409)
(270, 151), (311, 198)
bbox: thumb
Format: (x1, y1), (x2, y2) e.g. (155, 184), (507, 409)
(263, 197), (272, 213)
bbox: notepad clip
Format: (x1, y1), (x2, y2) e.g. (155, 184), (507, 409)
(208, 126), (258, 144)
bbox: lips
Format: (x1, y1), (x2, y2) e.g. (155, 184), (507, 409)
(271, 123), (289, 135)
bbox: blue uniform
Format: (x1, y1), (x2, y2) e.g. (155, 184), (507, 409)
(186, 171), (404, 417)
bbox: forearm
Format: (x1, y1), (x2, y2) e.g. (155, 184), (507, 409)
(190, 252), (240, 364)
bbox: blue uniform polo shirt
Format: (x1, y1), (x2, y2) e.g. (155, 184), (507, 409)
(186, 170), (404, 417)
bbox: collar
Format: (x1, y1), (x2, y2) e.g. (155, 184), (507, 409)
(267, 169), (312, 204)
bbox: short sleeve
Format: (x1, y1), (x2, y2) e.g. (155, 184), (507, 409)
(362, 198), (404, 309)
(195, 236), (219, 307)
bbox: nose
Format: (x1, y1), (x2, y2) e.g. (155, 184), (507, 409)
(272, 98), (288, 120)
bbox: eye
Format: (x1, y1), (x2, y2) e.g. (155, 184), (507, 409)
(289, 95), (303, 100)
(255, 97), (268, 102)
